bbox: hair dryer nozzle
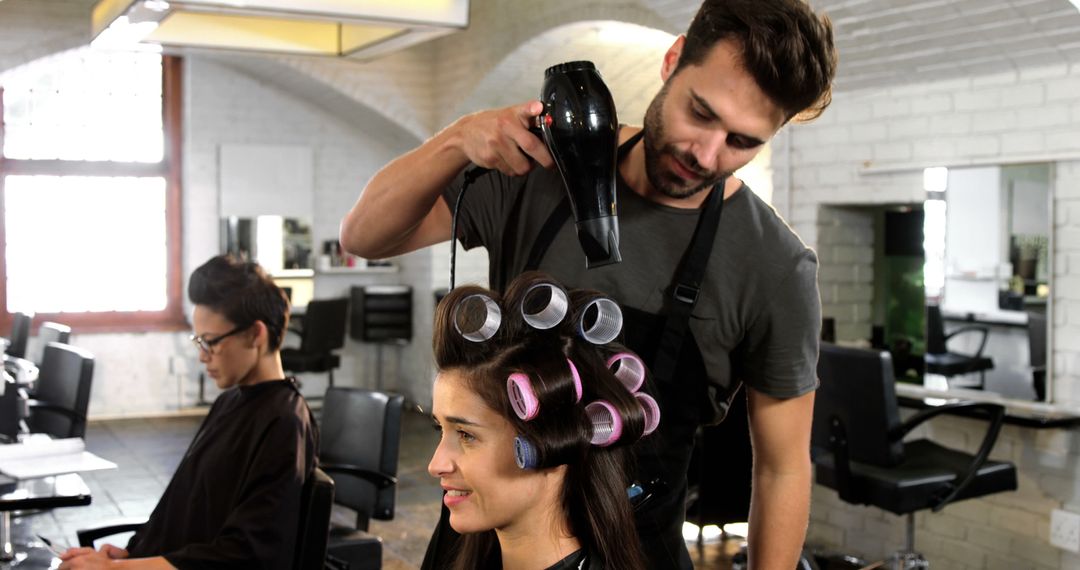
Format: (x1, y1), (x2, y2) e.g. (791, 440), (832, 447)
(538, 60), (621, 269)
(576, 216), (621, 269)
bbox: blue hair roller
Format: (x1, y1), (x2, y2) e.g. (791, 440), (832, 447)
(514, 435), (539, 469)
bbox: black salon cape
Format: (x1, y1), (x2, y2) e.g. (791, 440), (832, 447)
(125, 378), (318, 569)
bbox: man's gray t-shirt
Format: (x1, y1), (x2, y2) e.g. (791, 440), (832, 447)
(445, 164), (820, 415)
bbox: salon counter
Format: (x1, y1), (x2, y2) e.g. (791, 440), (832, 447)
(895, 384), (1080, 429)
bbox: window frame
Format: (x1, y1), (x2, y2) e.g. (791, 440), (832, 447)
(0, 55), (185, 333)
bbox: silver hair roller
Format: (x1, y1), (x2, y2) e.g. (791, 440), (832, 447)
(521, 282), (569, 330)
(578, 297), (623, 345)
(453, 294), (502, 342)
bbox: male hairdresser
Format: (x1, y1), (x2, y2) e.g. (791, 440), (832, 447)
(341, 0), (837, 567)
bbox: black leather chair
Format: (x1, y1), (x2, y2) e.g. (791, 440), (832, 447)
(2, 312), (33, 359)
(351, 286), (412, 390)
(29, 322), (71, 367)
(3, 313), (37, 386)
(282, 298), (349, 388)
(925, 304), (994, 389)
(812, 343), (1017, 567)
(319, 387), (405, 570)
(1, 371), (18, 442)
(25, 343), (94, 439)
(1028, 313), (1047, 401)
(78, 467), (336, 569)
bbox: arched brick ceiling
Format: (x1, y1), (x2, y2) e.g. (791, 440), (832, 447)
(5, 0), (1080, 137)
(448, 21), (675, 126)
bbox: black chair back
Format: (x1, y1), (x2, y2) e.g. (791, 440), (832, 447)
(28, 342), (95, 439)
(1028, 313), (1046, 370)
(0, 372), (18, 441)
(299, 298), (348, 353)
(320, 387), (404, 530)
(925, 304), (947, 355)
(1028, 312), (1047, 400)
(351, 286), (412, 343)
(813, 343), (904, 467)
(294, 467), (335, 569)
(6, 312), (33, 359)
(31, 321), (72, 366)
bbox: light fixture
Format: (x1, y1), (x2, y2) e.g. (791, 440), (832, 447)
(91, 0), (469, 59)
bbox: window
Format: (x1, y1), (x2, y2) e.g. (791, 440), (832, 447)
(0, 49), (183, 331)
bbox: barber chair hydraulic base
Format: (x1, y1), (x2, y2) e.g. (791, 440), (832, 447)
(1, 512), (13, 562)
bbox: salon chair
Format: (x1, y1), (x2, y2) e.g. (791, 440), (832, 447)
(78, 467), (336, 569)
(1, 371), (18, 442)
(812, 343), (1016, 568)
(924, 304), (994, 390)
(2, 313), (33, 360)
(351, 286), (412, 390)
(3, 313), (37, 386)
(281, 298), (348, 388)
(28, 322), (71, 368)
(1027, 313), (1047, 401)
(25, 343), (95, 439)
(319, 387), (404, 570)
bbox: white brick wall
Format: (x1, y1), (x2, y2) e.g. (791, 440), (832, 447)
(5, 2), (1080, 566)
(185, 57), (431, 405)
(789, 64), (1080, 567)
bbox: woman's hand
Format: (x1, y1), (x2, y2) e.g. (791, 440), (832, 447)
(58, 544), (129, 568)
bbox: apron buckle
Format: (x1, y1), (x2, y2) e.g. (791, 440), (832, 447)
(672, 283), (699, 304)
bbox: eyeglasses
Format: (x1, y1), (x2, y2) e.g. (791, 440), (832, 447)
(190, 325), (248, 356)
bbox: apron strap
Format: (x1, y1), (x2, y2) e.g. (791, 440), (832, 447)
(649, 178), (724, 385)
(522, 128), (726, 387)
(525, 130), (644, 272)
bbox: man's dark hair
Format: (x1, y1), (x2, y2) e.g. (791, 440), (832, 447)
(677, 0), (838, 122)
(188, 255), (290, 351)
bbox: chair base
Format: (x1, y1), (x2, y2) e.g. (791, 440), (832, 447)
(1, 512), (12, 562)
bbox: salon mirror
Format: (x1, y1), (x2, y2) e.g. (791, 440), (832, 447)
(220, 216), (314, 274)
(886, 163), (1054, 402)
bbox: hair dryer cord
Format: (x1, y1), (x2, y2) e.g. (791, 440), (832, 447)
(449, 166), (492, 290)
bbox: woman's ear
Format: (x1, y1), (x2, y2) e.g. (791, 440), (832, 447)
(250, 321), (269, 350)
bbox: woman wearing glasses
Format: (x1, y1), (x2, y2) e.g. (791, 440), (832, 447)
(60, 255), (318, 570)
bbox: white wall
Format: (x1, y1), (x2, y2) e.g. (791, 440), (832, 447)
(780, 64), (1080, 568)
(7, 2), (1080, 566)
(184, 57), (431, 405)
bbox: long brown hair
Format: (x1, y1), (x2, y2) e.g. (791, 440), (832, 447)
(433, 272), (648, 570)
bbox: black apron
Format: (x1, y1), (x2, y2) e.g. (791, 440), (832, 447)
(423, 131), (736, 570)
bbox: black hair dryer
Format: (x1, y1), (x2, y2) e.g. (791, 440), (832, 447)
(535, 60), (621, 269)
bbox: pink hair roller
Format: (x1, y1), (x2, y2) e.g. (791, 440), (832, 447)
(566, 358), (583, 403)
(635, 393), (661, 436)
(507, 373), (540, 421)
(586, 400), (623, 447)
(606, 352), (646, 393)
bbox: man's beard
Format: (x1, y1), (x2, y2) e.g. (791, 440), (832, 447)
(642, 85), (730, 200)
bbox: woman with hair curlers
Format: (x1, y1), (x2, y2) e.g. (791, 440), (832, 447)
(427, 272), (659, 570)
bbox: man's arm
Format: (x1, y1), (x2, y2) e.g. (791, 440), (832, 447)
(340, 100), (552, 260)
(745, 387), (815, 569)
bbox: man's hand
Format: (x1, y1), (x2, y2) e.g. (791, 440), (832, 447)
(454, 101), (554, 176)
(58, 544), (127, 568)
